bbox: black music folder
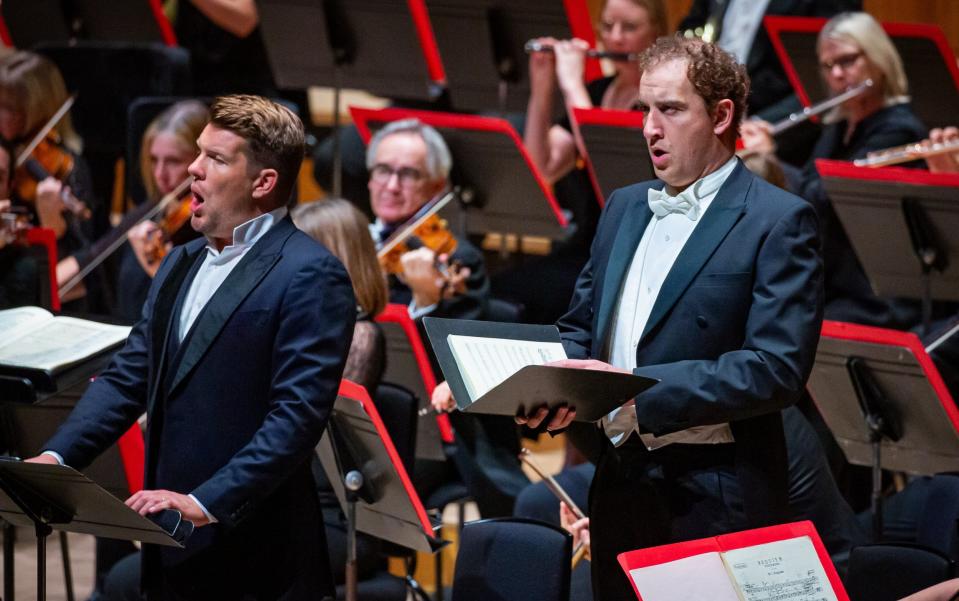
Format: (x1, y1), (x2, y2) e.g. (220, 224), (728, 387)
(423, 317), (657, 422)
(807, 320), (959, 475)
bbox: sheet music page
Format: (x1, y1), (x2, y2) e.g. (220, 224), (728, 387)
(0, 306), (54, 345)
(447, 334), (567, 401)
(0, 315), (130, 371)
(629, 552), (743, 601)
(723, 536), (838, 601)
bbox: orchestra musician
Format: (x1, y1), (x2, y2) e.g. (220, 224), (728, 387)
(0, 50), (99, 305)
(740, 11), (928, 330)
(436, 37), (823, 599)
(28, 95), (356, 600)
(366, 118), (487, 321)
(0, 137), (44, 308)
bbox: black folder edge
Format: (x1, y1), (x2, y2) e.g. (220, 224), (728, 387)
(0, 459), (184, 547)
(422, 317), (657, 422)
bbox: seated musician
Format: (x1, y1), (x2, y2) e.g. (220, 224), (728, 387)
(0, 51), (99, 307)
(116, 100), (209, 321)
(741, 11), (930, 330)
(366, 118), (488, 321)
(922, 126), (959, 174)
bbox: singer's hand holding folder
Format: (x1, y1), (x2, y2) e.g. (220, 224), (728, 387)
(423, 317), (657, 422)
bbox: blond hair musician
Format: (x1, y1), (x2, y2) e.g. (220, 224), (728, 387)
(29, 95), (355, 600)
(741, 11), (928, 330)
(524, 0), (666, 184)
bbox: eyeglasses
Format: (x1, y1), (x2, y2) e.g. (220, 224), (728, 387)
(820, 51), (863, 73)
(370, 163), (425, 188)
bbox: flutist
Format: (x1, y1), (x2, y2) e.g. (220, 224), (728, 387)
(739, 11), (928, 330)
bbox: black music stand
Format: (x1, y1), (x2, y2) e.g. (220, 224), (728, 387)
(572, 107), (652, 204)
(0, 0), (173, 47)
(0, 459), (187, 601)
(317, 381), (446, 601)
(807, 320), (959, 540)
(423, 0), (599, 112)
(258, 0), (444, 197)
(352, 106), (569, 241)
(765, 16), (959, 130)
(423, 317), (657, 421)
(817, 160), (959, 334)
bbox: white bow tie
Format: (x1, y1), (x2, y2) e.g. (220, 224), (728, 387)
(647, 186), (701, 221)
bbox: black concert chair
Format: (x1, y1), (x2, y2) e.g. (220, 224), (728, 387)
(845, 543), (955, 601)
(451, 518), (571, 601)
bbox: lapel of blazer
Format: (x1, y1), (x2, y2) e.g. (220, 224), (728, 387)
(639, 161), (751, 343)
(165, 218), (294, 397)
(595, 191), (654, 350)
(148, 242), (207, 414)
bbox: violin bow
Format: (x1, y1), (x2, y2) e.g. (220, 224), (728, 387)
(16, 95), (76, 168)
(58, 176), (193, 297)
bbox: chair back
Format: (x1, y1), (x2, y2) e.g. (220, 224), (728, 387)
(451, 518), (571, 601)
(846, 543), (955, 601)
(372, 381), (418, 475)
(24, 227), (59, 311)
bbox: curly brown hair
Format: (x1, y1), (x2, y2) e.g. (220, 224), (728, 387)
(209, 94), (304, 204)
(639, 36), (750, 130)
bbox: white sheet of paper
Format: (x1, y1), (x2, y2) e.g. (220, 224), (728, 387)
(629, 552), (743, 601)
(724, 536), (838, 601)
(0, 306), (53, 345)
(0, 313), (130, 371)
(447, 334), (567, 401)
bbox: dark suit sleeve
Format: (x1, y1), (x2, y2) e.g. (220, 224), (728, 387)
(632, 201), (823, 435)
(191, 255), (355, 527)
(43, 252), (181, 468)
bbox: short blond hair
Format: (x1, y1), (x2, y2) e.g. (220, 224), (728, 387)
(292, 198), (388, 317)
(209, 95), (304, 204)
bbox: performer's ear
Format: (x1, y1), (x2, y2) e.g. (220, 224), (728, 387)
(712, 99), (735, 137)
(251, 168), (279, 201)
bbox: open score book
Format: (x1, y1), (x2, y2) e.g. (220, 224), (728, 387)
(447, 334), (566, 400)
(619, 521), (848, 601)
(0, 306), (130, 373)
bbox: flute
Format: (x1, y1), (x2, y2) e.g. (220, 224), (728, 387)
(854, 138), (959, 168)
(769, 79), (873, 135)
(524, 40), (639, 62)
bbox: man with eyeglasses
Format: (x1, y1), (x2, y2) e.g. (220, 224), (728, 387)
(366, 118), (489, 321)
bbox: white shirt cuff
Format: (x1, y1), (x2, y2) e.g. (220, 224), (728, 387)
(408, 300), (438, 320)
(41, 450), (65, 465)
(188, 494), (218, 524)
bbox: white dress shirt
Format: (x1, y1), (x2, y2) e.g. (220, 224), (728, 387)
(603, 156), (738, 449)
(718, 0), (772, 65)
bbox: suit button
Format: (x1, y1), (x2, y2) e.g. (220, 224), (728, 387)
(696, 315), (708, 329)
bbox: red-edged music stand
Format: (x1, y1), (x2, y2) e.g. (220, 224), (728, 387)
(319, 379), (446, 553)
(765, 16), (959, 130)
(257, 0), (445, 101)
(352, 106), (567, 239)
(423, 0), (600, 112)
(618, 521), (848, 601)
(571, 108), (651, 206)
(375, 303), (454, 461)
(816, 159), (959, 332)
(0, 0), (175, 48)
(808, 319), (959, 537)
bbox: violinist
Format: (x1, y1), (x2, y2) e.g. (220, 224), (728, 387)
(0, 51), (98, 305)
(117, 100), (208, 321)
(367, 119), (488, 321)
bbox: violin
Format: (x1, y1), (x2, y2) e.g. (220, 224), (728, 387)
(12, 95), (89, 220)
(143, 193), (195, 264)
(377, 189), (458, 275)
